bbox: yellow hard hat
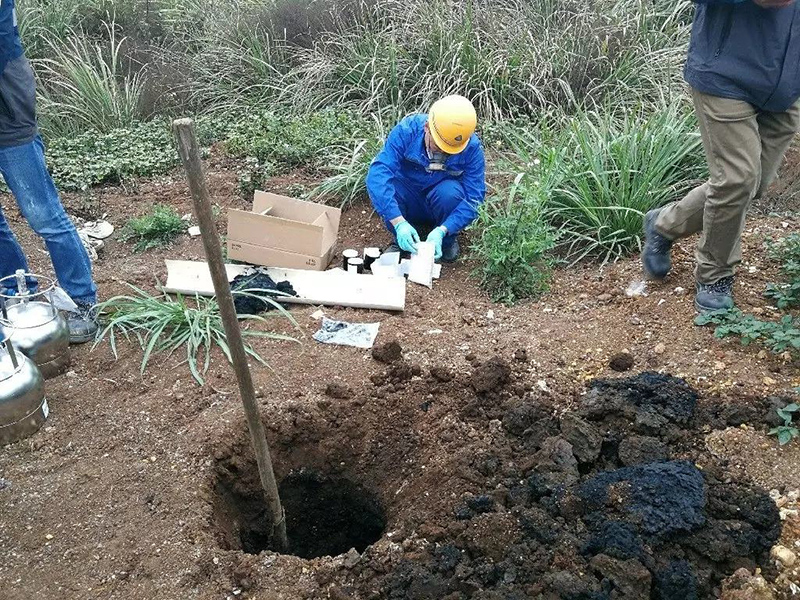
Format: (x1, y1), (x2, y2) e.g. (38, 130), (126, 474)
(428, 95), (477, 155)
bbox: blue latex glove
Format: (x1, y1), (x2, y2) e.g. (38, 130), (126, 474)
(426, 226), (446, 261)
(394, 221), (420, 254)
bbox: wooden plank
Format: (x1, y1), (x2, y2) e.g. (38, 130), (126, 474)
(163, 260), (406, 312)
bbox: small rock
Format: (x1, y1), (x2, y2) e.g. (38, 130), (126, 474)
(45, 534), (54, 540)
(721, 568), (775, 600)
(513, 348), (528, 363)
(590, 554), (652, 597)
(654, 343), (666, 355)
(714, 361), (726, 370)
(430, 367), (454, 383)
(325, 382), (353, 400)
(598, 293), (613, 302)
(343, 548), (360, 568)
(66, 370), (78, 379)
(372, 341), (403, 364)
(609, 352), (634, 372)
(0, 478), (10, 491)
(560, 414), (602, 463)
(771, 545), (797, 567)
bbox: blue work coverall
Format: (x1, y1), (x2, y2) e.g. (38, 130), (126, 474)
(366, 114), (486, 248)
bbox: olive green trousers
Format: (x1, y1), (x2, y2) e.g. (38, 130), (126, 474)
(656, 89), (800, 284)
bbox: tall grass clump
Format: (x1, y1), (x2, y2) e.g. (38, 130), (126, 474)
(516, 106), (706, 264)
(36, 22), (148, 137)
(280, 0), (691, 119)
(472, 171), (559, 305)
(94, 285), (299, 384)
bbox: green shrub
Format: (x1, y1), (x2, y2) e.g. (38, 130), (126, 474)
(224, 109), (370, 171)
(509, 106), (705, 264)
(471, 171), (557, 305)
(120, 204), (187, 252)
(46, 121), (177, 190)
(765, 234), (800, 309)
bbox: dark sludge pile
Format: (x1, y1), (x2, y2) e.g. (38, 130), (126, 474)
(230, 269), (297, 315)
(381, 372), (780, 600)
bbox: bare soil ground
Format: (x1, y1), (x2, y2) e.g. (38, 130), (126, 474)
(0, 149), (799, 600)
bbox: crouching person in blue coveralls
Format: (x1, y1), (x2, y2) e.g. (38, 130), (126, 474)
(366, 95), (486, 263)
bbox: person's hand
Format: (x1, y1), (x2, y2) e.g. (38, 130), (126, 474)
(394, 221), (420, 254)
(426, 226), (447, 261)
(753, 0), (794, 8)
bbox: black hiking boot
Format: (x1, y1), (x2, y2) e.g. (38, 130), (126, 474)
(441, 237), (460, 263)
(695, 276), (735, 313)
(642, 209), (673, 280)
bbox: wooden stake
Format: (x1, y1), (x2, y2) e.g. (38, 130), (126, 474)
(172, 118), (288, 552)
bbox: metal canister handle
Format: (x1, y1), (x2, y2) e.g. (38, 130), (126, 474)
(0, 271), (59, 317)
(0, 318), (19, 370)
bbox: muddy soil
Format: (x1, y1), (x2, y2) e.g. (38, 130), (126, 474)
(0, 148), (798, 600)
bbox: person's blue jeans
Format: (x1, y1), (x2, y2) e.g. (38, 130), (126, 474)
(0, 136), (96, 305)
(382, 178), (463, 248)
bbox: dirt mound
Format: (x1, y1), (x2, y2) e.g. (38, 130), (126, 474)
(369, 368), (779, 599)
(470, 357), (512, 394)
(207, 360), (781, 600)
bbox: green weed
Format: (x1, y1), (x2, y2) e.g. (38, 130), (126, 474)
(36, 22), (148, 138)
(93, 284), (299, 385)
(765, 234), (800, 309)
(695, 309), (800, 357)
(224, 109), (370, 172)
(769, 403), (799, 446)
(47, 121), (177, 190)
(471, 171), (557, 305)
(121, 204), (187, 252)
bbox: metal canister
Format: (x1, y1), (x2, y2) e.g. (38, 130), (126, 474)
(0, 320), (47, 445)
(0, 271), (71, 379)
(342, 249), (359, 270)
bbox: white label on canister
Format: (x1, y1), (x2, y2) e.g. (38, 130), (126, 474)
(42, 399), (49, 419)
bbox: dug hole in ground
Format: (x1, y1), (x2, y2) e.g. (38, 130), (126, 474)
(1, 151), (799, 600)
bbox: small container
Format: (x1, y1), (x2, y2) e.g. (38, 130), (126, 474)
(342, 249), (359, 270)
(347, 257), (364, 274)
(0, 320), (47, 445)
(363, 248), (381, 271)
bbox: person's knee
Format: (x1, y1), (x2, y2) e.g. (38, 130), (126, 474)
(19, 199), (73, 237)
(709, 164), (761, 206)
(431, 179), (466, 211)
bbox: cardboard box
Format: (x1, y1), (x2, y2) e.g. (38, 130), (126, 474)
(227, 191), (341, 271)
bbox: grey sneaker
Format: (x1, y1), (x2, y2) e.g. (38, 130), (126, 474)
(66, 304), (99, 344)
(441, 237), (460, 263)
(642, 209), (674, 280)
(695, 276), (735, 313)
